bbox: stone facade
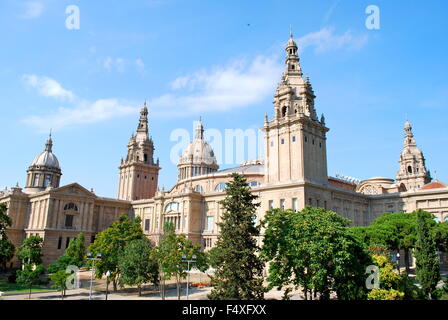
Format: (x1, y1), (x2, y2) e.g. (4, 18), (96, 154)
(2, 32), (448, 267)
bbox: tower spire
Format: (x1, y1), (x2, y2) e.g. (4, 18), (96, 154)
(45, 131), (53, 152)
(195, 117), (204, 140)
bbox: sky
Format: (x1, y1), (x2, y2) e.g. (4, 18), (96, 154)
(0, 0), (447, 198)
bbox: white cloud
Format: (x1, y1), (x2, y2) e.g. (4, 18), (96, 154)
(101, 57), (127, 72)
(298, 27), (368, 53)
(23, 99), (138, 132)
(23, 75), (75, 101)
(135, 58), (145, 72)
(22, 75), (138, 132)
(19, 1), (44, 19)
(152, 55), (283, 117)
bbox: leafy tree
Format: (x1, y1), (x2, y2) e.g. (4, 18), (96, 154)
(262, 207), (371, 300)
(16, 264), (45, 299)
(118, 238), (159, 296)
(17, 236), (43, 266)
(415, 210), (440, 299)
(87, 215), (144, 291)
(48, 233), (86, 273)
(154, 222), (207, 300)
(368, 212), (417, 273)
(50, 270), (70, 299)
(208, 173), (265, 300)
(353, 211), (437, 274)
(433, 221), (448, 252)
(0, 203), (15, 270)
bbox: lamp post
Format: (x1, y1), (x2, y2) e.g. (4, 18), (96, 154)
(182, 254), (197, 300)
(86, 252), (102, 300)
(105, 271), (110, 300)
(396, 252), (401, 274)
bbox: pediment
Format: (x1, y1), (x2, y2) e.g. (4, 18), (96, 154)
(51, 183), (96, 197)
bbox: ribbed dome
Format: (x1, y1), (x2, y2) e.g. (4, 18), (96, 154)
(31, 151), (60, 169)
(179, 139), (217, 166)
(30, 135), (60, 169)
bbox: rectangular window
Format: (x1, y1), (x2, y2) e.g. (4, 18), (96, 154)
(90, 235), (96, 243)
(65, 215), (74, 228)
(207, 216), (214, 231)
(308, 198), (313, 206)
(268, 200), (274, 210)
(292, 136), (296, 142)
(292, 198), (298, 211)
(44, 175), (52, 187)
(280, 199), (285, 210)
(57, 237), (62, 250)
(281, 139), (285, 144)
(145, 219), (150, 232)
(33, 174), (39, 187)
(316, 200), (320, 207)
(65, 237), (70, 249)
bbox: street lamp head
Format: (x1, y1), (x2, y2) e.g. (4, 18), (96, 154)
(97, 253), (102, 259)
(192, 255), (197, 260)
(106, 271), (111, 277)
(87, 252), (92, 258)
(182, 254), (187, 260)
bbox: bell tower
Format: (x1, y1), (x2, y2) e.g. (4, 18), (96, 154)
(118, 102), (161, 201)
(396, 120), (431, 191)
(262, 30), (329, 186)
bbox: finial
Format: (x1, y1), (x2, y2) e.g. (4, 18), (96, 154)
(290, 24), (293, 38)
(435, 170), (438, 181)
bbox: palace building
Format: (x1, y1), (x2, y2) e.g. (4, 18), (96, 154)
(2, 32), (448, 267)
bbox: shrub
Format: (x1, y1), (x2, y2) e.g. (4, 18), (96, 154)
(368, 288), (405, 300)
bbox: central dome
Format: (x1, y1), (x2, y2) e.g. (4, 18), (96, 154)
(177, 120), (219, 181)
(30, 135), (60, 169)
(180, 139), (217, 166)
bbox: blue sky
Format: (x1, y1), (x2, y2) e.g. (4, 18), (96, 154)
(1, 0), (447, 198)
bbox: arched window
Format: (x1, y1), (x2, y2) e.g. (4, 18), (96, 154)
(444, 217), (448, 222)
(282, 106), (287, 117)
(407, 166), (413, 174)
(215, 183), (227, 192)
(434, 217), (440, 223)
(64, 203), (78, 211)
(194, 185), (204, 193)
(164, 202), (180, 213)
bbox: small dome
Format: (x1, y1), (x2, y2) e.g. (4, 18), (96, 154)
(30, 135), (60, 169)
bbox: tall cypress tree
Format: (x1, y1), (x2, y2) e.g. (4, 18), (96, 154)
(415, 210), (440, 299)
(208, 173), (265, 300)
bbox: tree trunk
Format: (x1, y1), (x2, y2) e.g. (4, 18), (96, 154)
(29, 286), (32, 300)
(113, 279), (118, 292)
(404, 248), (411, 273)
(177, 275), (180, 300)
(139, 285), (142, 297)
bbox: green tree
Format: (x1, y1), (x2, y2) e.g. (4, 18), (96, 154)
(154, 222), (207, 300)
(118, 238), (159, 296)
(49, 269), (70, 299)
(208, 173), (265, 300)
(433, 221), (448, 252)
(87, 215), (144, 291)
(48, 233), (86, 273)
(16, 264), (45, 299)
(368, 212), (417, 273)
(415, 210), (440, 299)
(0, 203), (15, 270)
(262, 207), (371, 300)
(17, 236), (43, 266)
